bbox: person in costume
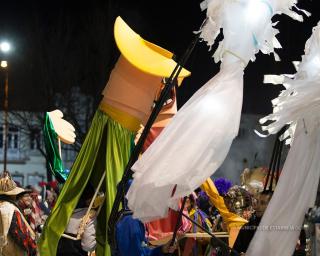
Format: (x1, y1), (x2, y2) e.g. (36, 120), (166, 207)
(182, 193), (212, 256)
(39, 16), (190, 256)
(126, 0), (309, 223)
(200, 179), (247, 249)
(115, 180), (178, 256)
(57, 184), (97, 255)
(0, 172), (37, 256)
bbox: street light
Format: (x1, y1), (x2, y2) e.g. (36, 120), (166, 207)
(0, 42), (11, 53)
(0, 41), (10, 173)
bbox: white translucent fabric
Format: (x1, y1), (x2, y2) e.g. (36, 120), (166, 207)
(247, 23), (320, 256)
(247, 119), (320, 256)
(127, 0), (306, 222)
(128, 63), (243, 221)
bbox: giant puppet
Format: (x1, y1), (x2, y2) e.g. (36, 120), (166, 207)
(127, 0), (309, 222)
(247, 21), (320, 256)
(39, 16), (190, 256)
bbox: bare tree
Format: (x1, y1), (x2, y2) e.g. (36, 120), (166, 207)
(5, 1), (121, 180)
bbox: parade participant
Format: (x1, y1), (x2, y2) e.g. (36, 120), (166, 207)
(115, 180), (178, 256)
(39, 16), (190, 256)
(182, 193), (212, 256)
(57, 185), (97, 255)
(201, 179), (247, 248)
(0, 172), (37, 256)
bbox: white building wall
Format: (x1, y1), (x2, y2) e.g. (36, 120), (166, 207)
(0, 111), (77, 187)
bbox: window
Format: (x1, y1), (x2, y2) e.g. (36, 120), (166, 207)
(12, 173), (24, 187)
(30, 128), (41, 150)
(0, 126), (20, 149)
(8, 127), (19, 149)
(27, 174), (44, 187)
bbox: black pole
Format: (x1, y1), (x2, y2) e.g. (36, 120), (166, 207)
(275, 134), (285, 184)
(167, 196), (187, 253)
(264, 126), (287, 193)
(263, 136), (278, 192)
(268, 139), (280, 192)
(108, 18), (208, 249)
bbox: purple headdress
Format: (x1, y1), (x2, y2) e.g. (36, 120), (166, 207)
(197, 190), (209, 201)
(214, 177), (233, 196)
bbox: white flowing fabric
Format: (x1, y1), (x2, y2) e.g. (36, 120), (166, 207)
(129, 63), (244, 221)
(127, 0), (307, 222)
(247, 23), (320, 256)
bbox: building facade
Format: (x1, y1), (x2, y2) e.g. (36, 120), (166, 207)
(0, 111), (77, 187)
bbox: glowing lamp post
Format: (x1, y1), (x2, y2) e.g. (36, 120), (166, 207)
(0, 41), (11, 173)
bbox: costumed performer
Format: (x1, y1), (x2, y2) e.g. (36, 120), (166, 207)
(201, 179), (248, 248)
(39, 16), (190, 256)
(247, 21), (320, 256)
(115, 180), (179, 256)
(0, 172), (37, 256)
(127, 0), (307, 222)
(182, 193), (212, 256)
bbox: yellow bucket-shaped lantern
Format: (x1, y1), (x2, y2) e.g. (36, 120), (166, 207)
(114, 16), (191, 83)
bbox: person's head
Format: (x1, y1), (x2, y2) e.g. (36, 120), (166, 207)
(255, 191), (273, 217)
(17, 191), (33, 209)
(224, 185), (256, 220)
(196, 190), (211, 215)
(185, 193), (197, 212)
(76, 183), (95, 209)
(46, 190), (55, 204)
(0, 172), (26, 200)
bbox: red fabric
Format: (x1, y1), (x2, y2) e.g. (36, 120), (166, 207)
(146, 208), (191, 241)
(142, 127), (164, 152)
(9, 210), (37, 256)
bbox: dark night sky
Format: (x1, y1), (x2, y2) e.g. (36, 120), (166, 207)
(0, 0), (319, 114)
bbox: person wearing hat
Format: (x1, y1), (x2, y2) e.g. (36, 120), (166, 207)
(0, 172), (37, 256)
(39, 16), (190, 256)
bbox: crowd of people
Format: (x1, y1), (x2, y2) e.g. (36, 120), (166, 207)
(0, 172), (58, 255)
(0, 168), (309, 256)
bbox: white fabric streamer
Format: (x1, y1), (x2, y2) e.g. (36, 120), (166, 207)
(128, 63), (244, 221)
(127, 0), (308, 222)
(247, 22), (320, 256)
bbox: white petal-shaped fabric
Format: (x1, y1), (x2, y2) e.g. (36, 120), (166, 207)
(247, 119), (320, 256)
(127, 0), (308, 222)
(248, 22), (320, 256)
(128, 64), (243, 221)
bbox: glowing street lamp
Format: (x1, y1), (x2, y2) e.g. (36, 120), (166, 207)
(0, 42), (11, 53)
(0, 41), (11, 173)
(0, 61), (7, 68)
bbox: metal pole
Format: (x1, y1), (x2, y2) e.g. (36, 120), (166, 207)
(3, 70), (8, 173)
